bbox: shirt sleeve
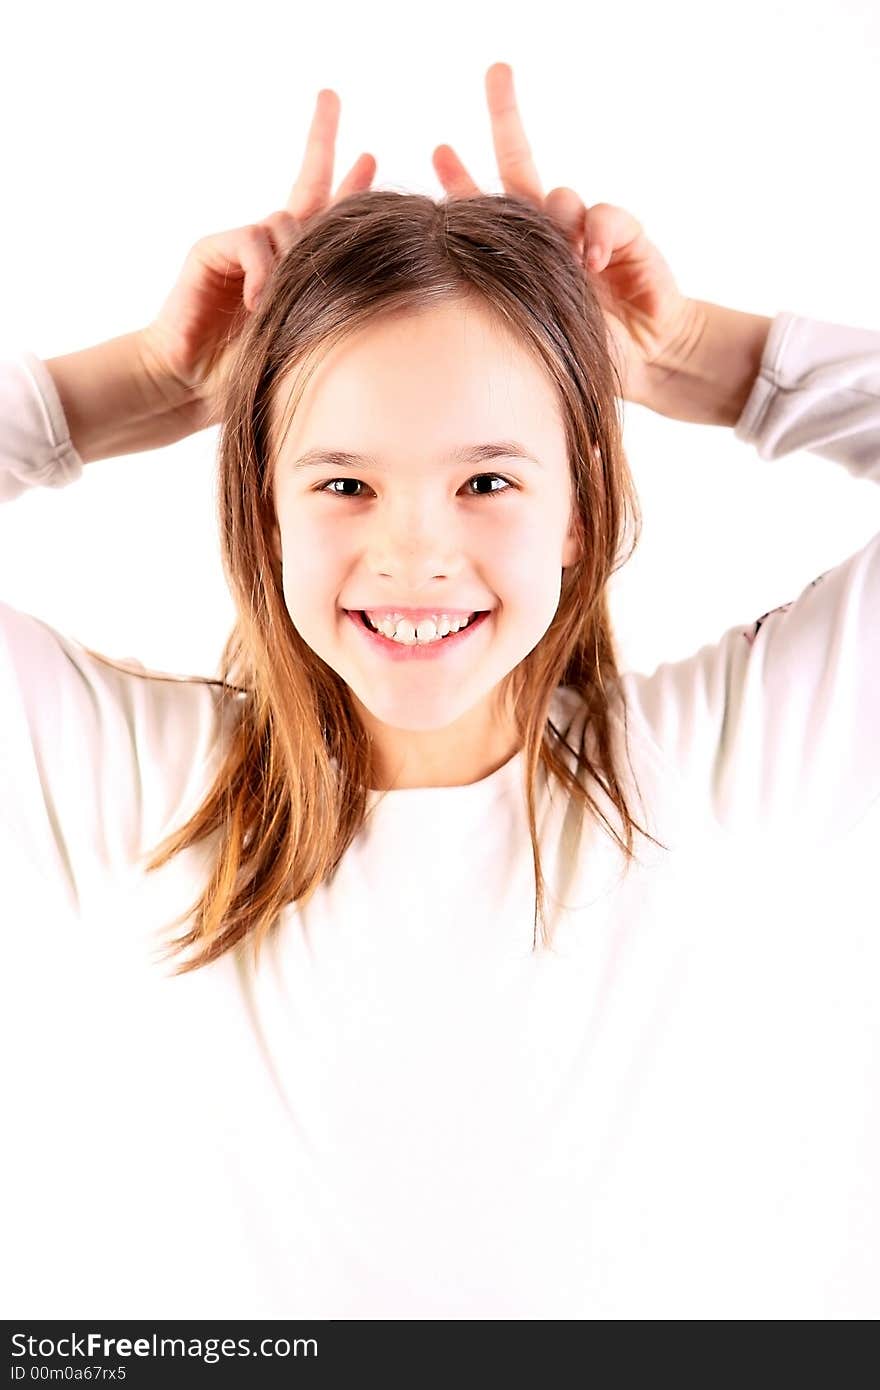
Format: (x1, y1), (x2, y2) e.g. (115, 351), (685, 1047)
(0, 352), (230, 916)
(619, 311), (880, 847)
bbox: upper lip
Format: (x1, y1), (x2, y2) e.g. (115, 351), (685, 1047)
(351, 606), (487, 619)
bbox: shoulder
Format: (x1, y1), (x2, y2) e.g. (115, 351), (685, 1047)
(0, 601), (245, 869)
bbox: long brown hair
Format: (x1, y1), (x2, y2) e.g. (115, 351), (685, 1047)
(119, 190), (667, 973)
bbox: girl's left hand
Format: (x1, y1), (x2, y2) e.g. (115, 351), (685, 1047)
(432, 63), (698, 408)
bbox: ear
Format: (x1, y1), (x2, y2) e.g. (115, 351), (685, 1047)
(561, 514), (583, 569)
(269, 521), (283, 570)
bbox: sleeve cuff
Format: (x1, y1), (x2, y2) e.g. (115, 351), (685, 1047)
(17, 351), (85, 488)
(732, 311), (798, 449)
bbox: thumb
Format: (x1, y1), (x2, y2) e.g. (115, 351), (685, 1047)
(544, 186), (587, 257)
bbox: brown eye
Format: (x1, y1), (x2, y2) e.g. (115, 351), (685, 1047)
(319, 478), (366, 498)
(317, 473), (514, 499)
(466, 473), (513, 499)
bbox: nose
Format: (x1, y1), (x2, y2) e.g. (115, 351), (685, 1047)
(366, 496), (462, 588)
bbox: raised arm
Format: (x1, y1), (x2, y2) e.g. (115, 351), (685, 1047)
(41, 329), (201, 464)
(620, 310), (880, 847)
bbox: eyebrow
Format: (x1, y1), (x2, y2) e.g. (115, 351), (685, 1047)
(291, 440), (541, 470)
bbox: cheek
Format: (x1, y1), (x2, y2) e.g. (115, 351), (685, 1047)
(278, 512), (348, 596)
(491, 517), (566, 600)
(276, 534), (357, 668)
(493, 528), (568, 655)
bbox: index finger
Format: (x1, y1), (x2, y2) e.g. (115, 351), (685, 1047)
(485, 63), (544, 205)
(285, 88), (340, 219)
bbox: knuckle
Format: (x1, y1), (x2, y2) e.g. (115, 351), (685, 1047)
(189, 233), (215, 256)
(241, 224), (269, 247)
(262, 209), (297, 232)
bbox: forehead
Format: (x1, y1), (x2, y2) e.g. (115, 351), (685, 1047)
(269, 299), (566, 467)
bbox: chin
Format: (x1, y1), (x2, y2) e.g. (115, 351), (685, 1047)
(361, 697), (471, 734)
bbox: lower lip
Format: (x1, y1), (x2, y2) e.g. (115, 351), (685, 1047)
(345, 609), (491, 661)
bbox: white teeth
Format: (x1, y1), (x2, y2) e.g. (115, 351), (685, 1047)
(364, 610), (478, 645)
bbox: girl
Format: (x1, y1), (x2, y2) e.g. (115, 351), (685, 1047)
(2, 65), (878, 1319)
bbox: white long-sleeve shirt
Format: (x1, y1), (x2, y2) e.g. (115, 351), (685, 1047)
(1, 312), (878, 1320)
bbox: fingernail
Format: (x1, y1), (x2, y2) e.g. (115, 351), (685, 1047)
(587, 244), (603, 269)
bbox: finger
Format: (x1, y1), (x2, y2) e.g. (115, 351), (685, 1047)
(258, 210), (299, 257)
(544, 186), (588, 260)
(193, 225), (277, 313)
(485, 61), (543, 205)
(583, 202), (645, 272)
(432, 144), (482, 199)
(286, 88), (340, 220)
(234, 226), (278, 311)
(332, 150), (377, 203)
(255, 151), (376, 294)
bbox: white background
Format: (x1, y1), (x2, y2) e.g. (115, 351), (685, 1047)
(1, 0), (879, 1318)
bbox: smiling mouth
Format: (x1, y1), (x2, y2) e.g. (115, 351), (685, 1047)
(357, 610), (484, 634)
(345, 607), (492, 654)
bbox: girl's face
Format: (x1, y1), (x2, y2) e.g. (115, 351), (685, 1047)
(269, 298), (581, 789)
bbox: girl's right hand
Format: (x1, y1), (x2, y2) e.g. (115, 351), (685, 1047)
(138, 90), (376, 429)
